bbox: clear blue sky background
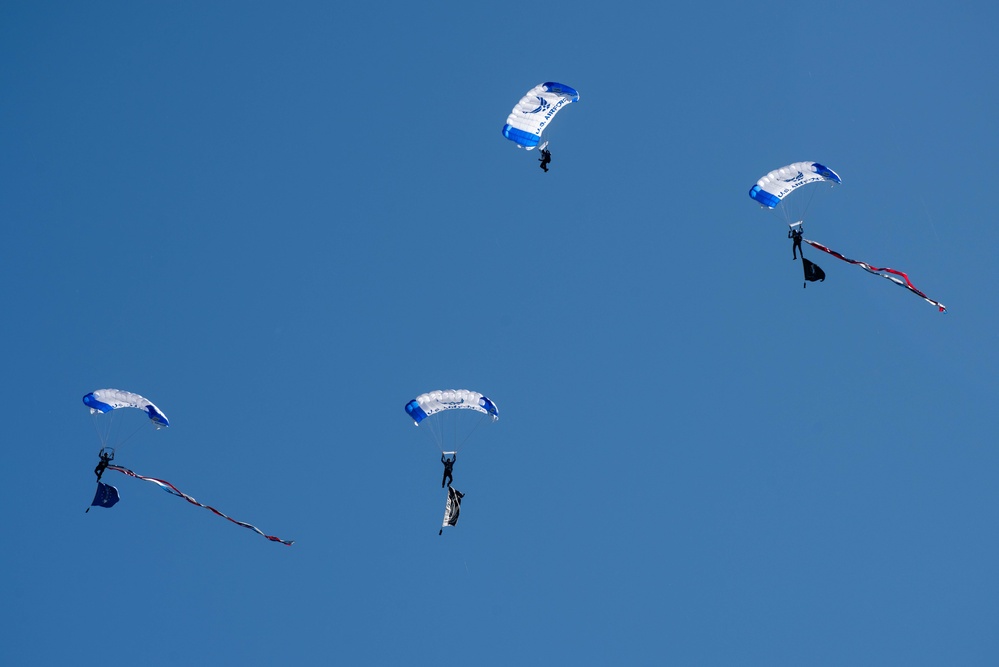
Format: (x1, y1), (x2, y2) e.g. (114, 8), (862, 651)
(2, 1), (997, 664)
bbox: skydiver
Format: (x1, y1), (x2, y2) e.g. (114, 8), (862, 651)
(538, 147), (551, 172)
(441, 453), (456, 488)
(789, 226), (804, 260)
(94, 447), (114, 482)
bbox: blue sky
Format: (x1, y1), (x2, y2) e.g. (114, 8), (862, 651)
(2, 1), (998, 664)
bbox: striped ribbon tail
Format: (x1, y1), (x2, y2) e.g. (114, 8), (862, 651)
(107, 465), (293, 545)
(804, 240), (946, 313)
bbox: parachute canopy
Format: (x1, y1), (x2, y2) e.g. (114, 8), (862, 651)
(83, 389), (169, 429)
(405, 389), (498, 455)
(405, 389), (499, 425)
(502, 82), (579, 150)
(749, 161), (841, 209)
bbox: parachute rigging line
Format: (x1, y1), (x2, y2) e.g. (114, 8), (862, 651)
(106, 465), (294, 545)
(92, 417), (146, 452)
(804, 239), (947, 313)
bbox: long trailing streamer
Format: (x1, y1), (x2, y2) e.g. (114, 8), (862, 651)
(804, 239), (947, 313)
(107, 465), (293, 545)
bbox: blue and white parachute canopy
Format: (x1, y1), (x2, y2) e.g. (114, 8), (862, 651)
(405, 389), (499, 425)
(749, 161), (841, 209)
(502, 82), (579, 150)
(83, 389), (170, 429)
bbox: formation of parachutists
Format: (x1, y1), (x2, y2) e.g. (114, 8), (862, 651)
(85, 82), (947, 545)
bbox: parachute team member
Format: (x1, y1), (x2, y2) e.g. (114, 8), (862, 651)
(789, 226), (804, 260)
(441, 453), (456, 488)
(538, 147), (551, 172)
(94, 447), (114, 482)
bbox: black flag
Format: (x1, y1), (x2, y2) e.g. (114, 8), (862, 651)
(439, 485), (465, 535)
(802, 257), (825, 288)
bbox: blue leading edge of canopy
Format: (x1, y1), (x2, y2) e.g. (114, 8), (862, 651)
(812, 162), (842, 184)
(82, 392), (113, 413)
(502, 125), (540, 148)
(480, 396), (499, 418)
(749, 185), (779, 208)
(405, 400), (428, 424)
(146, 406), (169, 427)
(543, 82), (579, 102)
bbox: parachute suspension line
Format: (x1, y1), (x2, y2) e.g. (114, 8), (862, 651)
(446, 413), (461, 453)
(798, 183), (820, 226)
(97, 410), (121, 449)
(91, 408), (158, 456)
(451, 414), (463, 453)
(440, 413), (449, 452)
(422, 418), (439, 452)
(456, 413), (488, 452)
(441, 414), (451, 453)
(420, 415), (446, 454)
(113, 420), (149, 452)
(91, 413), (108, 448)
(770, 207), (788, 227)
(417, 411), (488, 454)
(765, 179), (827, 228)
(93, 411), (146, 454)
(102, 411), (115, 447)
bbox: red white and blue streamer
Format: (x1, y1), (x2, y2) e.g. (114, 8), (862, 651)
(804, 239), (947, 313)
(107, 465), (293, 545)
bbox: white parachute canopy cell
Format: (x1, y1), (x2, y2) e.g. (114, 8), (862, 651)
(405, 389), (499, 454)
(749, 161), (842, 226)
(83, 388), (169, 450)
(502, 82), (579, 150)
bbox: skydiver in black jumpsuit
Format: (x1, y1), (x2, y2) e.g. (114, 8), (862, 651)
(441, 453), (456, 488)
(94, 448), (114, 482)
(538, 148), (551, 172)
(789, 227), (804, 260)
